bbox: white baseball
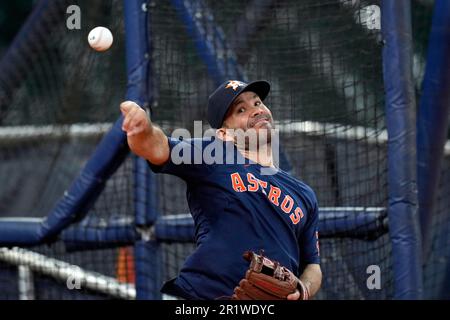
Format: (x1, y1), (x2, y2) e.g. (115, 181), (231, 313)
(88, 26), (113, 52)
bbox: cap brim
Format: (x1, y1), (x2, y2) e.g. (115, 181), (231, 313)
(241, 80), (271, 101)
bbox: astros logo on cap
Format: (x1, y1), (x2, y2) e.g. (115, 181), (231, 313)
(225, 80), (246, 91)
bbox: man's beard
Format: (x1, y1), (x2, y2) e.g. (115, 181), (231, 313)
(233, 127), (274, 151)
(247, 113), (274, 130)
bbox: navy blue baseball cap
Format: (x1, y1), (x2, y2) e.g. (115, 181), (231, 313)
(207, 80), (270, 129)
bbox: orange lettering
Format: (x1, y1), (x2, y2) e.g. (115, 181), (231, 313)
(247, 173), (259, 192)
(316, 231), (320, 255)
(268, 185), (281, 206)
(290, 207), (304, 224)
(280, 195), (294, 213)
(230, 172), (247, 192)
(257, 179), (268, 189)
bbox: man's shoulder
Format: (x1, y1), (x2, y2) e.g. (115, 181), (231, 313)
(296, 180), (316, 197)
(278, 170), (317, 204)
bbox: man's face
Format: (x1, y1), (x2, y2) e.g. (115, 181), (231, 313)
(218, 91), (274, 148)
(222, 91), (274, 131)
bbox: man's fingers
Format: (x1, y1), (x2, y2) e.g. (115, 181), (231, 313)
(126, 127), (143, 137)
(122, 109), (136, 132)
(122, 105), (143, 132)
(122, 108), (149, 135)
(120, 102), (132, 116)
(120, 101), (150, 136)
(126, 119), (148, 136)
(126, 118), (144, 134)
(287, 290), (300, 300)
(120, 101), (139, 116)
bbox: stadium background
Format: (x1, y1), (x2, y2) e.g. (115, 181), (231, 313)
(0, 0), (448, 300)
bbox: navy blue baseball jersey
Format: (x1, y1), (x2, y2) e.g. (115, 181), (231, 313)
(149, 136), (320, 300)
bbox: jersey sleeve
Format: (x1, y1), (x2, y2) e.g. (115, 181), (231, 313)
(148, 136), (213, 181)
(298, 190), (320, 271)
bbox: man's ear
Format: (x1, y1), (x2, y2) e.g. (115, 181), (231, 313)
(216, 127), (233, 141)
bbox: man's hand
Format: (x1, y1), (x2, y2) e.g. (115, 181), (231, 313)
(231, 251), (309, 300)
(120, 101), (151, 137)
(287, 264), (322, 300)
(119, 101), (169, 165)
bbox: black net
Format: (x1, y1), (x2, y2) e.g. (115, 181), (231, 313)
(0, 0), (135, 299)
(0, 0), (127, 217)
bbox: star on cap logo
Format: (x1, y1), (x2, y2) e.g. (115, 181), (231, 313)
(225, 80), (246, 91)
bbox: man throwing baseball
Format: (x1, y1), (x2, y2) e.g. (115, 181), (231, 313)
(120, 80), (322, 300)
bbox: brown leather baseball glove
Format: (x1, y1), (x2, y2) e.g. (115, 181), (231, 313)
(231, 250), (309, 300)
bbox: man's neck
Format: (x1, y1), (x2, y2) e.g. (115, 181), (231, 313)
(238, 143), (274, 167)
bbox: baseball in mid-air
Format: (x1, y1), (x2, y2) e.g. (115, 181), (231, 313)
(88, 26), (113, 52)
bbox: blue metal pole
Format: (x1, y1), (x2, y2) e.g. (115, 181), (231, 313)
(123, 0), (158, 227)
(134, 240), (162, 299)
(381, 0), (423, 299)
(123, 0), (161, 299)
(417, 0), (450, 262)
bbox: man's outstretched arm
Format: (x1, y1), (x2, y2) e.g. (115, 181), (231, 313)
(120, 101), (169, 165)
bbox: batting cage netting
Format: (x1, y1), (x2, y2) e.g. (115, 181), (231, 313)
(0, 0), (136, 299)
(0, 0), (448, 300)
